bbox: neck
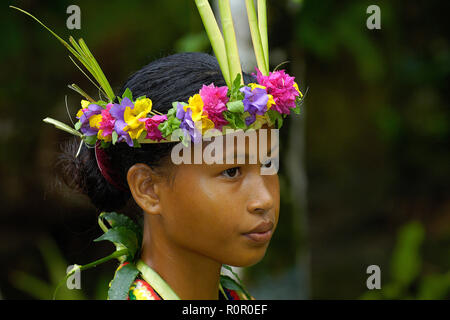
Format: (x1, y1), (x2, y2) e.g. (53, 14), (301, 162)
(140, 215), (222, 300)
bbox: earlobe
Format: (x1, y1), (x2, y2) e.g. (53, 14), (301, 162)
(127, 163), (162, 216)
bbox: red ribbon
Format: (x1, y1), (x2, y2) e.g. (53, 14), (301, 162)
(94, 142), (128, 192)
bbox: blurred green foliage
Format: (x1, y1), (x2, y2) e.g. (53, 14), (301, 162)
(361, 221), (449, 299)
(10, 237), (109, 300)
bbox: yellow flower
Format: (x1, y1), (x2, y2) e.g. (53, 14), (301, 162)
(81, 100), (90, 108)
(248, 83), (266, 91)
(89, 114), (103, 129)
(198, 115), (215, 133)
(97, 129), (112, 142)
(267, 94), (275, 110)
(76, 100), (91, 118)
(249, 114), (268, 130)
(123, 98), (153, 140)
(134, 98), (152, 114)
(187, 94), (217, 133)
(186, 94), (204, 122)
(293, 82), (303, 98)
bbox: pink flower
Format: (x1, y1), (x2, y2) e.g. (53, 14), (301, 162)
(255, 68), (300, 115)
(140, 114), (167, 141)
(98, 103), (115, 137)
(199, 83), (229, 130)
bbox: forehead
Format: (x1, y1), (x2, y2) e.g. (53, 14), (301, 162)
(170, 126), (279, 165)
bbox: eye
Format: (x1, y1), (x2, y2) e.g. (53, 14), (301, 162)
(221, 167), (241, 179)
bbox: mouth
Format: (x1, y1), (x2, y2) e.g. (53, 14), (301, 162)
(243, 220), (274, 243)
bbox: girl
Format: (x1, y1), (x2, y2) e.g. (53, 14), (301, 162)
(11, 1), (302, 299)
(59, 52), (280, 300)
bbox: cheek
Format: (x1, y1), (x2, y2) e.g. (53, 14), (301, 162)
(160, 174), (240, 253)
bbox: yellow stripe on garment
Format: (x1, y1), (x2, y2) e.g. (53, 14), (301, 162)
(136, 260), (181, 300)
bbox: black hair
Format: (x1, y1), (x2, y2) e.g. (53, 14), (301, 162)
(57, 52), (255, 212)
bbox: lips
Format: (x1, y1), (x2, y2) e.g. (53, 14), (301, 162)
(243, 220), (274, 243)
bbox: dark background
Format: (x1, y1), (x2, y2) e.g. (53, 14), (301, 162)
(0, 0), (448, 299)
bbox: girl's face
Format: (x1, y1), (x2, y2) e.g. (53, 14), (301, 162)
(157, 128), (280, 267)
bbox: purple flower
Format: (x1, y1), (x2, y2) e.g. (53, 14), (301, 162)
(176, 102), (202, 143)
(240, 86), (269, 126)
(76, 103), (103, 136)
(109, 97), (134, 147)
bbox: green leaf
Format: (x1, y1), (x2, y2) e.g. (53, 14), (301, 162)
(108, 263), (140, 300)
(267, 109), (283, 128)
(220, 275), (243, 292)
(68, 83), (95, 102)
(136, 95), (146, 101)
(43, 117), (83, 137)
(100, 212), (142, 238)
(9, 7), (116, 101)
(220, 274), (252, 299)
(292, 99), (301, 114)
(100, 140), (110, 149)
(221, 265), (252, 299)
(180, 134), (190, 147)
(226, 100), (244, 113)
(74, 121), (81, 130)
(77, 38), (115, 100)
(417, 272), (450, 299)
(233, 73), (242, 86)
(223, 111), (236, 127)
(122, 88), (133, 101)
(112, 131), (118, 145)
(390, 221), (425, 287)
(95, 100), (108, 107)
(235, 115), (246, 129)
(158, 116), (181, 139)
(229, 74), (244, 101)
(133, 139), (141, 148)
(94, 227), (139, 260)
(224, 110), (247, 130)
(171, 101), (181, 110)
(84, 134), (97, 146)
(158, 121), (169, 134)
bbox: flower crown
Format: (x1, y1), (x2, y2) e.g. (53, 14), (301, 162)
(11, 1), (304, 151)
(76, 69), (302, 149)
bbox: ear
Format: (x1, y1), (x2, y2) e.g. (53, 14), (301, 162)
(127, 163), (162, 216)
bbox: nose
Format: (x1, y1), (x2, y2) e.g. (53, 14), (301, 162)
(246, 174), (275, 215)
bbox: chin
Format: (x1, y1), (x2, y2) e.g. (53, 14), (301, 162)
(225, 247), (269, 268)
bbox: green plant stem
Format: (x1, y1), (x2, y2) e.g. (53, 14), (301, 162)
(10, 6), (115, 102)
(244, 0), (269, 75)
(195, 0), (231, 87)
(218, 0), (243, 85)
(68, 84), (95, 102)
(257, 0), (269, 70)
(52, 249), (128, 299)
